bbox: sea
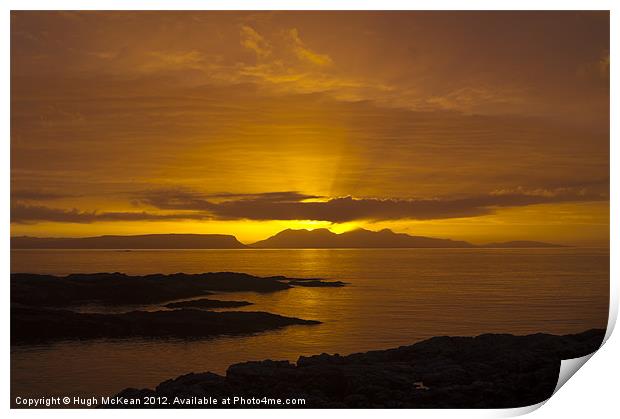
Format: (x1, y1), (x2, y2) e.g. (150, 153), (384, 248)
(10, 248), (609, 398)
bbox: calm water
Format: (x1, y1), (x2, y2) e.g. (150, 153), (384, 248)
(11, 248), (609, 398)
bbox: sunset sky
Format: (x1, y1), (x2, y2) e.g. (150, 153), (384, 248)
(11, 11), (609, 245)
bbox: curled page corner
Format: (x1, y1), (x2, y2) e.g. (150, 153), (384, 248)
(553, 352), (596, 395)
(551, 305), (617, 396)
(499, 400), (546, 417)
(502, 350), (600, 417)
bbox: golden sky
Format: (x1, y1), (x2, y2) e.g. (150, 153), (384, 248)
(10, 11), (609, 245)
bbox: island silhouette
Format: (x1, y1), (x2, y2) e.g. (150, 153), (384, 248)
(11, 228), (561, 249)
(11, 233), (247, 249)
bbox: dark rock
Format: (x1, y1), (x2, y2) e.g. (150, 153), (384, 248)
(11, 307), (320, 344)
(11, 271), (343, 307)
(115, 329), (604, 408)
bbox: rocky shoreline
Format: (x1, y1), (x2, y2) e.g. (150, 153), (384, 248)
(11, 306), (320, 344)
(116, 328), (605, 408)
(11, 272), (345, 307)
(11, 272), (605, 408)
(11, 271), (342, 344)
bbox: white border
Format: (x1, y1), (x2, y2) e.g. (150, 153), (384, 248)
(2, 1), (617, 418)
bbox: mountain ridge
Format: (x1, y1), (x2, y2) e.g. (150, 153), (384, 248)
(251, 228), (474, 248)
(250, 228), (563, 248)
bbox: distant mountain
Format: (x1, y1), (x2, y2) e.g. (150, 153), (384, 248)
(11, 234), (248, 249)
(250, 228), (474, 248)
(479, 240), (563, 248)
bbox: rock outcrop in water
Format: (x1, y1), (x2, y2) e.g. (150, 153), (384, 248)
(11, 271), (343, 345)
(11, 307), (320, 344)
(11, 272), (345, 307)
(115, 329), (604, 409)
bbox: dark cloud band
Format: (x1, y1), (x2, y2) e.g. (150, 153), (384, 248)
(137, 189), (606, 223)
(10, 204), (210, 224)
(11, 187), (606, 224)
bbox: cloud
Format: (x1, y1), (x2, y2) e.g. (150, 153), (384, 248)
(142, 50), (208, 72)
(288, 28), (332, 66)
(599, 52), (610, 79)
(426, 86), (526, 113)
(578, 50), (610, 81)
(136, 190), (320, 210)
(11, 11), (609, 121)
(240, 25), (271, 58)
(11, 204), (210, 224)
(239, 25), (332, 66)
(136, 188), (607, 223)
(12, 189), (75, 201)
